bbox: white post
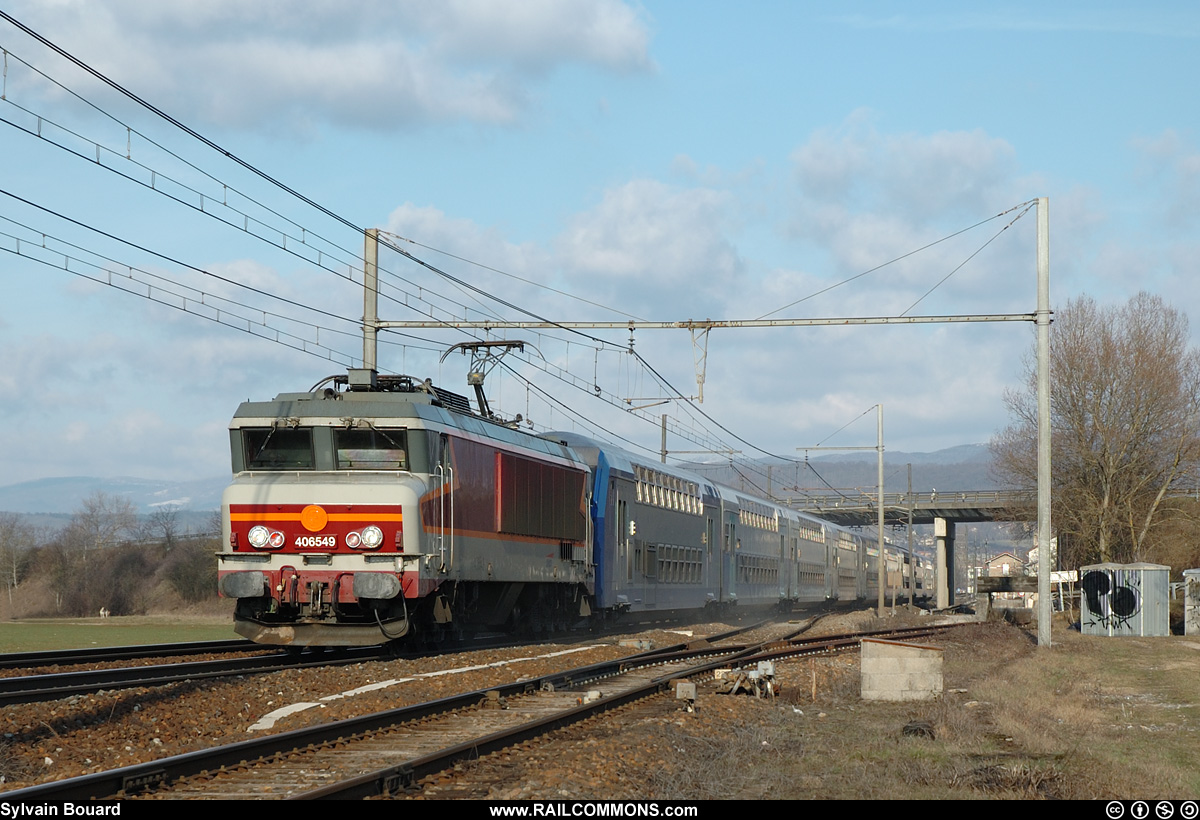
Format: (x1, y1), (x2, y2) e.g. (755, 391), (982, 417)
(1036, 197), (1052, 647)
(877, 403), (885, 613)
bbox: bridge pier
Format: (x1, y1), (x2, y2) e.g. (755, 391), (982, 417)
(935, 517), (955, 609)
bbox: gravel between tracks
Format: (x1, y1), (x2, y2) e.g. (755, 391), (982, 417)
(1, 618), (817, 793)
(407, 611), (1000, 801)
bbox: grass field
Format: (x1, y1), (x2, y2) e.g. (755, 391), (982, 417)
(0, 616), (239, 652)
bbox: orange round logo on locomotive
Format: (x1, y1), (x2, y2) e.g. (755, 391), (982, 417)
(300, 505), (328, 532)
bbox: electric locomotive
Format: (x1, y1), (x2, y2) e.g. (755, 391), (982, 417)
(217, 371), (594, 646)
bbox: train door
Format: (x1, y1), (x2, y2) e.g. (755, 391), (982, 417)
(722, 509), (737, 603)
(626, 501), (654, 608)
(642, 540), (657, 607)
(780, 533), (789, 602)
(617, 495), (629, 584)
(791, 535), (800, 601)
(858, 535), (868, 600)
(705, 515), (714, 592)
(825, 530), (836, 600)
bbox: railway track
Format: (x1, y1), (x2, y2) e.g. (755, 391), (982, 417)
(0, 639), (258, 671)
(0, 645), (393, 705)
(1, 620), (958, 801)
(0, 612), (795, 705)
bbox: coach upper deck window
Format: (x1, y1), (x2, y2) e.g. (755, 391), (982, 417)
(243, 427), (314, 470)
(334, 428), (408, 470)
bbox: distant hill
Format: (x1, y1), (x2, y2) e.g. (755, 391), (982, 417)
(807, 444), (991, 467)
(0, 475), (228, 515)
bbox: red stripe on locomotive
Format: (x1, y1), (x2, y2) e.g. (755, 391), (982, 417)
(228, 503), (404, 554)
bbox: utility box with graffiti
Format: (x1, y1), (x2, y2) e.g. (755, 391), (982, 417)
(1184, 569), (1200, 637)
(1080, 563), (1170, 637)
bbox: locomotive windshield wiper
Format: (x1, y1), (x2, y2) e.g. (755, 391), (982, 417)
(363, 420), (406, 454)
(249, 425), (277, 464)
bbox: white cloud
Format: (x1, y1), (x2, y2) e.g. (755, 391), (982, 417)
(425, 0), (653, 72)
(201, 259), (297, 301)
(0, 318), (327, 481)
(791, 114), (1019, 220)
(386, 203), (546, 279)
(1133, 130), (1200, 230)
(556, 179), (742, 317)
(3, 0), (652, 131)
(783, 115), (1040, 318)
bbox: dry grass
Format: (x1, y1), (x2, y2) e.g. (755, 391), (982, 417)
(643, 617), (1200, 799)
(970, 626), (1200, 798)
(0, 741), (35, 788)
(646, 708), (810, 799)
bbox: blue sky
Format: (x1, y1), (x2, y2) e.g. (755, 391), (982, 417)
(1, 1), (1198, 490)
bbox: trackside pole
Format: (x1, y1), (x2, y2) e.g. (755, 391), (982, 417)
(908, 464), (914, 612)
(1036, 198), (1051, 647)
(877, 404), (885, 613)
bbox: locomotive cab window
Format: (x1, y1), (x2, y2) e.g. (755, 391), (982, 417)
(334, 428), (408, 470)
(243, 427), (314, 470)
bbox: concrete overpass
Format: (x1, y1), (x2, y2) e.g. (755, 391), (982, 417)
(785, 489), (1037, 610)
(786, 489), (1037, 527)
(791, 486), (1200, 608)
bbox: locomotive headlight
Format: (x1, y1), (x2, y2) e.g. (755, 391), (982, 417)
(345, 531), (362, 548)
(361, 525), (384, 549)
(248, 526), (270, 549)
(268, 530), (286, 548)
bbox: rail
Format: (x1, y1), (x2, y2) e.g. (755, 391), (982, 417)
(0, 646), (392, 705)
(0, 639), (256, 671)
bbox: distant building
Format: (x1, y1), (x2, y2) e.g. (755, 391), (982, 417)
(1026, 535), (1058, 575)
(982, 551), (1028, 605)
(985, 551), (1024, 577)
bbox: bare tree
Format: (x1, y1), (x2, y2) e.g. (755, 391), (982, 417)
(61, 491), (138, 553)
(0, 512), (36, 608)
(42, 492), (148, 616)
(992, 292), (1200, 567)
(205, 509), (222, 538)
(139, 505), (182, 550)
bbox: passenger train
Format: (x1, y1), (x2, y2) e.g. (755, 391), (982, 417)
(217, 371), (930, 646)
